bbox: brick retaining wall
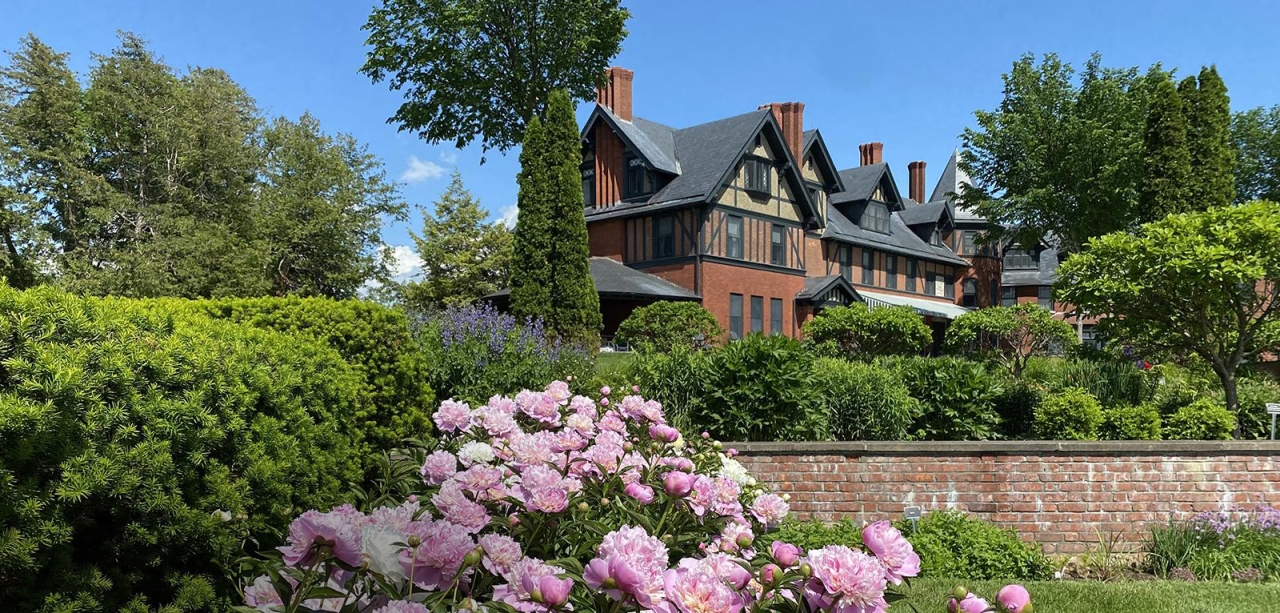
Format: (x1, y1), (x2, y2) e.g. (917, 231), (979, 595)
(732, 441), (1280, 554)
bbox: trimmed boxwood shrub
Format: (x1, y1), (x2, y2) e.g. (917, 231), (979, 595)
(190, 296), (434, 454)
(813, 357), (916, 440)
(895, 510), (1053, 580)
(1101, 403), (1163, 440)
(1032, 387), (1104, 440)
(614, 300), (722, 352)
(695, 334), (827, 441)
(1165, 398), (1236, 440)
(0, 287), (363, 612)
(882, 356), (1003, 441)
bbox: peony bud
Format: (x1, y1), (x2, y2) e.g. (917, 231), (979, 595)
(600, 386), (611, 396)
(632, 385), (641, 393)
(577, 502), (590, 512)
(463, 546), (484, 566)
(663, 471), (695, 497)
(761, 563), (781, 585)
(407, 535), (422, 548)
(770, 541), (801, 568)
(600, 397), (610, 406)
(624, 482), (656, 505)
(952, 586), (969, 601)
(701, 431), (710, 439)
(799, 562), (812, 578)
(600, 497), (611, 506)
(735, 533), (754, 549)
(726, 448), (738, 457)
(996, 584), (1032, 613)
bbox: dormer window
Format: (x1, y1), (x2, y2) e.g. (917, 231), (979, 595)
(624, 155), (654, 198)
(744, 158), (771, 194)
(930, 228), (942, 246)
(1004, 248), (1037, 270)
(862, 202), (889, 234)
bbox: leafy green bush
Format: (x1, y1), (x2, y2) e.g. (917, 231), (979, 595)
(992, 376), (1043, 439)
(0, 287), (363, 612)
(1023, 357), (1154, 408)
(1235, 375), (1280, 440)
(1101, 403), (1163, 440)
(415, 303), (591, 404)
(614, 300), (722, 352)
(802, 303), (931, 359)
(695, 334), (827, 441)
(895, 510), (1053, 580)
(1032, 387), (1104, 440)
(813, 358), (916, 440)
(628, 348), (710, 432)
(772, 518), (866, 553)
(882, 356), (1003, 440)
(1150, 363), (1214, 416)
(192, 296), (434, 453)
(1164, 398), (1236, 440)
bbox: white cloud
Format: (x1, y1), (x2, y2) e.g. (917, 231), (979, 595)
(439, 150), (459, 164)
(389, 244), (425, 282)
(400, 155), (447, 184)
(498, 204), (519, 229)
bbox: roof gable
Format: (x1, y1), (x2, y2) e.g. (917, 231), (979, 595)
(801, 130), (844, 192)
(702, 111), (819, 223)
(831, 164), (904, 209)
(583, 104), (681, 175)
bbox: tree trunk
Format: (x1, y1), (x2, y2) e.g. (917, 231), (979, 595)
(1218, 369), (1242, 438)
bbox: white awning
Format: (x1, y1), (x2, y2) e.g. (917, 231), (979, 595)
(857, 289), (972, 321)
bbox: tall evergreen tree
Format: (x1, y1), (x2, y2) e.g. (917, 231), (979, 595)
(1139, 76), (1192, 223)
(1185, 66), (1235, 209)
(510, 115), (554, 323)
(542, 89), (600, 344)
(1233, 105), (1280, 202)
(403, 170), (512, 307)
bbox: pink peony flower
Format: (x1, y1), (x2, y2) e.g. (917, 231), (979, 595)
(649, 424), (681, 443)
(598, 411), (627, 433)
(244, 575), (284, 611)
(476, 406), (520, 438)
(624, 482), (656, 505)
(432, 399), (472, 432)
(750, 493), (791, 526)
(584, 555), (644, 602)
(861, 520), (921, 585)
(600, 385), (612, 396)
(569, 395), (597, 416)
(590, 526), (670, 606)
(685, 475), (715, 516)
(663, 471), (695, 498)
(526, 486), (569, 513)
(546, 380), (572, 403)
(432, 481), (491, 533)
(278, 508), (364, 567)
(659, 566), (745, 613)
(802, 545), (890, 613)
(398, 519), (475, 591)
(996, 584), (1032, 613)
(710, 477), (743, 517)
(517, 390), (562, 425)
(718, 521), (754, 554)
(478, 534), (523, 576)
(682, 553), (752, 590)
(373, 603), (429, 613)
(951, 594), (990, 613)
(771, 541), (802, 568)
(421, 450), (458, 485)
(493, 557), (571, 612)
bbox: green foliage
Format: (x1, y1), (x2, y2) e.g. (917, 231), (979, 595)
(896, 510), (1053, 580)
(1057, 201), (1280, 429)
(812, 357), (916, 441)
(772, 518), (865, 553)
(1184, 66), (1235, 209)
(402, 170), (512, 308)
(1101, 403), (1163, 440)
(960, 53), (1168, 251)
(511, 91), (601, 345)
(1150, 363), (1215, 415)
(0, 286), (363, 612)
(695, 334), (826, 441)
(991, 376), (1043, 439)
(1164, 398), (1236, 440)
(615, 300), (721, 353)
(946, 303), (1076, 378)
(1145, 509), (1280, 581)
(1139, 75), (1193, 223)
(1233, 105), (1280, 203)
(626, 349), (710, 432)
(1022, 357), (1155, 408)
(1235, 375), (1280, 440)
(190, 296), (435, 456)
(802, 303), (931, 359)
(884, 355), (1003, 441)
(1032, 387), (1104, 440)
(361, 0), (629, 154)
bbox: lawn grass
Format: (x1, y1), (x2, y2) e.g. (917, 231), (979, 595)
(594, 350), (635, 374)
(904, 578), (1280, 613)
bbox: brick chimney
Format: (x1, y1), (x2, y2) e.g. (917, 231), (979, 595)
(597, 66), (634, 121)
(908, 161), (927, 203)
(758, 102), (805, 163)
(858, 142), (884, 166)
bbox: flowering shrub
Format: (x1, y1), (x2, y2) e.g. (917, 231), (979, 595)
(237, 382), (1036, 612)
(415, 304), (591, 403)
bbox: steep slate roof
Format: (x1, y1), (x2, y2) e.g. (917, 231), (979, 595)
(1001, 244), (1062, 287)
(589, 106), (681, 175)
(832, 164), (896, 205)
(929, 149), (985, 223)
(898, 200), (951, 227)
(487, 257), (700, 301)
(796, 274), (857, 302)
(823, 204), (969, 266)
(801, 129), (845, 192)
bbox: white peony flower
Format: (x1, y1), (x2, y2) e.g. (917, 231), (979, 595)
(458, 441), (495, 467)
(361, 523), (407, 583)
(718, 455), (751, 486)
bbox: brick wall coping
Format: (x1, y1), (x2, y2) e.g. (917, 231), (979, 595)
(728, 440), (1280, 456)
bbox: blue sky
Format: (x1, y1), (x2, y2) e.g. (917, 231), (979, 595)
(6, 1), (1280, 280)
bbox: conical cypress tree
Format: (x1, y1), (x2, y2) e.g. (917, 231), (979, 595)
(543, 89), (601, 345)
(1140, 77), (1192, 223)
(510, 116), (554, 323)
(1185, 66), (1235, 209)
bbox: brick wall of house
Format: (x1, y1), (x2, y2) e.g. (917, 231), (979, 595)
(700, 261), (807, 339)
(734, 441), (1280, 554)
(589, 218), (626, 261)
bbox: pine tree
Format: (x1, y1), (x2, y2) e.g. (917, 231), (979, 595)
(510, 115), (554, 323)
(542, 89), (601, 344)
(403, 170), (512, 307)
(1140, 76), (1192, 223)
(1185, 66), (1235, 209)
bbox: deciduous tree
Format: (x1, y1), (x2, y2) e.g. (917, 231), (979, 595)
(945, 302), (1075, 378)
(1056, 201), (1280, 435)
(1232, 105), (1280, 203)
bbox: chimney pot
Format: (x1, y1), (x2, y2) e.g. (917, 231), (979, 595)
(908, 161), (927, 203)
(859, 142), (884, 166)
(597, 67), (634, 121)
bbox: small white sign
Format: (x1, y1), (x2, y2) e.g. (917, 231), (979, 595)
(1267, 403), (1280, 415)
(904, 506), (923, 520)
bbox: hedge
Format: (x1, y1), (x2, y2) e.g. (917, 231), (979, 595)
(0, 287), (364, 612)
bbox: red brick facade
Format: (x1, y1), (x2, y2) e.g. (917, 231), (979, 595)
(699, 261), (808, 340)
(736, 441), (1280, 554)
